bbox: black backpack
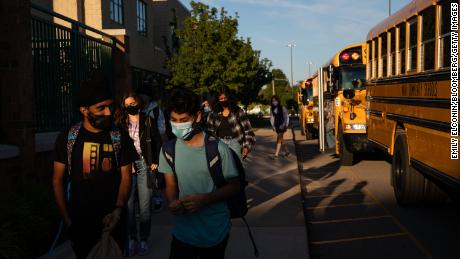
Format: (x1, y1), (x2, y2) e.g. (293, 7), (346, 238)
(162, 134), (259, 257)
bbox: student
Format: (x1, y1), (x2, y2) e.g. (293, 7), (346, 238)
(158, 88), (240, 259)
(115, 92), (162, 256)
(270, 95), (290, 158)
(52, 74), (137, 258)
(206, 86), (255, 160)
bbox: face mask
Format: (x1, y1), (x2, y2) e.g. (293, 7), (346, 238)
(220, 101), (229, 108)
(125, 105), (141, 115)
(272, 101), (279, 106)
(203, 106), (211, 113)
(170, 121), (194, 139)
(88, 112), (113, 130)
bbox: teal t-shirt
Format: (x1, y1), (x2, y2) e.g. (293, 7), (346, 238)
(158, 135), (238, 247)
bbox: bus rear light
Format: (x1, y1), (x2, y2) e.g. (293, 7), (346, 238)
(341, 53), (350, 61)
(351, 52), (360, 60)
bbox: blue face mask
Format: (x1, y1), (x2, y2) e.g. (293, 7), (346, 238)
(170, 121), (194, 139)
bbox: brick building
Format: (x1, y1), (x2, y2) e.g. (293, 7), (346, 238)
(0, 0), (189, 185)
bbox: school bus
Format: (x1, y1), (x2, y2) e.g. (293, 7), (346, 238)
(298, 76), (319, 139)
(323, 43), (370, 165)
(366, 0), (459, 205)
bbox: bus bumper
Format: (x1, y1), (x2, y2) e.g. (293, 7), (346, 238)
(343, 133), (371, 152)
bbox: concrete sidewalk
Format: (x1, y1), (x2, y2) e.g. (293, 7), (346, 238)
(135, 128), (309, 259)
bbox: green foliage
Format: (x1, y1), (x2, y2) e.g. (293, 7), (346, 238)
(260, 68), (295, 108)
(166, 1), (272, 106)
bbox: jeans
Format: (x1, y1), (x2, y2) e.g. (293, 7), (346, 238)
(169, 235), (230, 259)
(220, 138), (242, 161)
(127, 168), (152, 240)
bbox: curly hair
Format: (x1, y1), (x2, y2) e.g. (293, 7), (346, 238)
(166, 87), (201, 116)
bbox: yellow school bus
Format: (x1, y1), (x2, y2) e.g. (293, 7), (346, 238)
(324, 43), (369, 165)
(366, 0), (459, 205)
(299, 76), (318, 139)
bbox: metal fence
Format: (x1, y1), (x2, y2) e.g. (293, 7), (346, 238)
(31, 4), (115, 132)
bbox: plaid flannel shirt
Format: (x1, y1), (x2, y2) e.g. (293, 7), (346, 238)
(206, 107), (256, 151)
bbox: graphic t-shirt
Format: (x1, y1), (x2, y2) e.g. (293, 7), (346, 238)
(54, 125), (137, 218)
(158, 135), (238, 247)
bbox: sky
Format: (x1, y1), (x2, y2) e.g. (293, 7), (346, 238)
(178, 0), (412, 85)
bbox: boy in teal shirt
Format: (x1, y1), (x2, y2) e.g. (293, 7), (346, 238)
(158, 88), (240, 259)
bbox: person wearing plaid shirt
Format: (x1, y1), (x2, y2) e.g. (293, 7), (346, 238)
(206, 86), (255, 160)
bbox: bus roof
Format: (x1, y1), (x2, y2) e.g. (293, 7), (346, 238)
(323, 42), (366, 68)
(366, 0), (436, 40)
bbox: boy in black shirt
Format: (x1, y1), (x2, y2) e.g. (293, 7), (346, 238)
(52, 75), (137, 258)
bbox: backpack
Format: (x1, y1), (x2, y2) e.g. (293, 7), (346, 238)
(162, 134), (259, 257)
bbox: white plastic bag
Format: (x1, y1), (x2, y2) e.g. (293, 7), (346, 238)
(86, 231), (123, 259)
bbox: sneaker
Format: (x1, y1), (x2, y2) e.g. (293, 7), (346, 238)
(270, 155), (279, 160)
(138, 240), (150, 256)
(127, 239), (138, 257)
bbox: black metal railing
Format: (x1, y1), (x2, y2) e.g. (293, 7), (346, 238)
(31, 3), (117, 132)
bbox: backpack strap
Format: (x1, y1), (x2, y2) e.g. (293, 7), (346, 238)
(162, 138), (177, 174)
(204, 134), (226, 188)
(109, 129), (121, 168)
(67, 122), (82, 176)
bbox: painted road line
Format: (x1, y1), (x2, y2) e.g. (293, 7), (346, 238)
(310, 232), (408, 245)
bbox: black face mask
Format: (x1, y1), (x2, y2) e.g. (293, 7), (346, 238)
(219, 101), (229, 108)
(125, 105), (141, 115)
(88, 112), (113, 130)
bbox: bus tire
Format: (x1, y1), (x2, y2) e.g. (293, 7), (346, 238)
(392, 132), (425, 206)
(338, 124), (354, 166)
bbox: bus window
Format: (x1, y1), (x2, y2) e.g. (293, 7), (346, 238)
(381, 32), (388, 78)
(422, 6), (436, 71)
(408, 17), (418, 72)
(389, 28), (396, 76)
(367, 41), (372, 80)
(372, 39), (377, 79)
(398, 22), (406, 74)
(374, 38), (379, 78)
(338, 67), (366, 90)
(439, 1), (452, 68)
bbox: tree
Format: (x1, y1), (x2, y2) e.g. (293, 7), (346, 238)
(261, 68), (294, 107)
(166, 1), (272, 106)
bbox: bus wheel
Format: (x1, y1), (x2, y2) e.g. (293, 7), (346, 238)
(338, 125), (354, 166)
(392, 132), (425, 206)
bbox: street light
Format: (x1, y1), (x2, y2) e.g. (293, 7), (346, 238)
(307, 61), (313, 77)
(286, 43), (296, 88)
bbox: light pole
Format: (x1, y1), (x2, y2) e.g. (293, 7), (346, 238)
(307, 61), (313, 77)
(287, 43), (296, 88)
(389, 0), (391, 16)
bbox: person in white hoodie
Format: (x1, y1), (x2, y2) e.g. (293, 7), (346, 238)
(270, 95), (290, 159)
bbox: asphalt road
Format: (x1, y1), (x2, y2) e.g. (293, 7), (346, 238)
(293, 128), (460, 259)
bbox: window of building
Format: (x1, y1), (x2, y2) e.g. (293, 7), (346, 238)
(367, 41), (372, 80)
(137, 0), (147, 36)
(439, 2), (452, 68)
(389, 28), (396, 76)
(380, 32), (387, 78)
(421, 6), (436, 71)
(407, 17), (418, 72)
(398, 22), (406, 75)
(110, 0), (123, 24)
